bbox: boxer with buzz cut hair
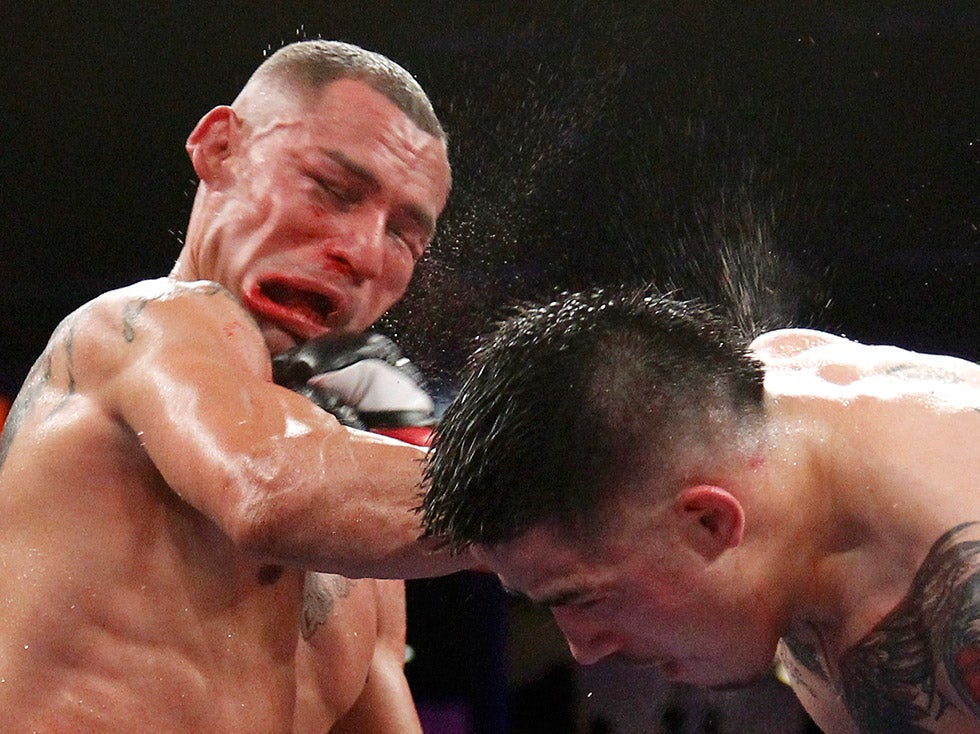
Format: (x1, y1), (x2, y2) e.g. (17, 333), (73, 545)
(0, 39), (470, 733)
(422, 285), (980, 734)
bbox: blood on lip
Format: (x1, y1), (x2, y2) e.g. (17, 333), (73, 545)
(259, 281), (338, 326)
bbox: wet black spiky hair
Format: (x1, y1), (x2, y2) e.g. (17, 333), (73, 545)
(419, 285), (765, 551)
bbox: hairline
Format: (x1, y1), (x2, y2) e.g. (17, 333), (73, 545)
(243, 41), (447, 142)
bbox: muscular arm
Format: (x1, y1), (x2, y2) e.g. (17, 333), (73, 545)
(330, 579), (423, 734)
(87, 280), (463, 578)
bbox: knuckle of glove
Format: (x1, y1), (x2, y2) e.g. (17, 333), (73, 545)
(272, 333), (392, 389)
(292, 384), (367, 431)
(308, 360), (435, 428)
(272, 332), (405, 390)
(272, 331), (435, 431)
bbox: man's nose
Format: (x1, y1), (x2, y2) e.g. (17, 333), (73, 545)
(552, 610), (622, 666)
(327, 208), (386, 280)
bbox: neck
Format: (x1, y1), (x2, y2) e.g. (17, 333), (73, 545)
(756, 405), (881, 649)
(738, 411), (846, 635)
(171, 188), (210, 282)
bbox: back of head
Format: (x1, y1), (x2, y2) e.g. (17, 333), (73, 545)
(236, 39), (445, 140)
(421, 286), (766, 550)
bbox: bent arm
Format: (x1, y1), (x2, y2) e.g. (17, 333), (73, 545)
(89, 280), (463, 578)
(330, 580), (423, 734)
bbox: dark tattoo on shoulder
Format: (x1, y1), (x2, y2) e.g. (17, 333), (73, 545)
(121, 281), (241, 343)
(886, 362), (967, 385)
(300, 572), (354, 640)
(122, 299), (149, 342)
(0, 316), (78, 470)
(783, 625), (830, 681)
(838, 522), (980, 733)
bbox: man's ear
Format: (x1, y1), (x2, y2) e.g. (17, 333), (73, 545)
(673, 485), (745, 560)
(186, 105), (241, 184)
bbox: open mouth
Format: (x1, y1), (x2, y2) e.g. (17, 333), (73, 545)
(256, 280), (342, 329)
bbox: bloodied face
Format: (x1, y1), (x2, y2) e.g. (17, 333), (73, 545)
(188, 78), (451, 354)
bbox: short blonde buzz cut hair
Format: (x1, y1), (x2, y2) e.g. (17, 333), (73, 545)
(241, 39), (446, 141)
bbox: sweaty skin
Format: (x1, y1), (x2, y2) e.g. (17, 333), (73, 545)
(0, 76), (459, 731)
(759, 330), (980, 734)
(293, 574), (422, 733)
(480, 329), (980, 734)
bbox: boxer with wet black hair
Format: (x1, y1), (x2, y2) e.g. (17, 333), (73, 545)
(422, 285), (980, 734)
(0, 40), (467, 732)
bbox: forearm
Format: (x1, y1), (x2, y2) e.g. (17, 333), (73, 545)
(233, 423), (467, 579)
(102, 289), (465, 579)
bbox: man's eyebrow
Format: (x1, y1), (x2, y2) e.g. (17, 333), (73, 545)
(321, 149), (436, 236)
(321, 149), (379, 188)
(501, 585), (532, 602)
(502, 585), (590, 608)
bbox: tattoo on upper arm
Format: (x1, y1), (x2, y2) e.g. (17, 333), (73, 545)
(837, 522), (980, 732)
(0, 317), (78, 470)
(122, 299), (148, 342)
(300, 572), (354, 640)
(121, 281), (234, 343)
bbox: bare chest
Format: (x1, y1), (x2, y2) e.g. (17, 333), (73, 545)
(0, 402), (307, 730)
(780, 523), (980, 733)
(294, 574), (381, 729)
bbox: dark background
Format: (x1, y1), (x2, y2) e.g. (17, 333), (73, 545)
(2, 3), (977, 732)
(2, 2), (977, 397)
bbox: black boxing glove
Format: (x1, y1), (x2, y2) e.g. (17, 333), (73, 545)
(273, 332), (436, 445)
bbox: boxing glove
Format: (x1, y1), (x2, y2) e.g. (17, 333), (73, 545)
(273, 332), (436, 446)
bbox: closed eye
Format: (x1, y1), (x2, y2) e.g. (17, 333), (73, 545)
(311, 175), (359, 208)
(386, 218), (427, 260)
(554, 595), (605, 612)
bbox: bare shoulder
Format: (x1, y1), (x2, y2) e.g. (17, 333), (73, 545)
(749, 328), (847, 362)
(68, 278), (267, 381)
(81, 277), (238, 320)
(0, 277), (271, 467)
(753, 328), (980, 406)
(1, 279), (245, 464)
(90, 277), (258, 344)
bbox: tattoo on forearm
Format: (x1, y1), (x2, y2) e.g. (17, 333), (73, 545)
(300, 572), (354, 640)
(838, 522), (980, 732)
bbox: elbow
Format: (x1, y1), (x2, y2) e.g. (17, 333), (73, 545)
(217, 466), (309, 563)
(221, 489), (283, 561)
